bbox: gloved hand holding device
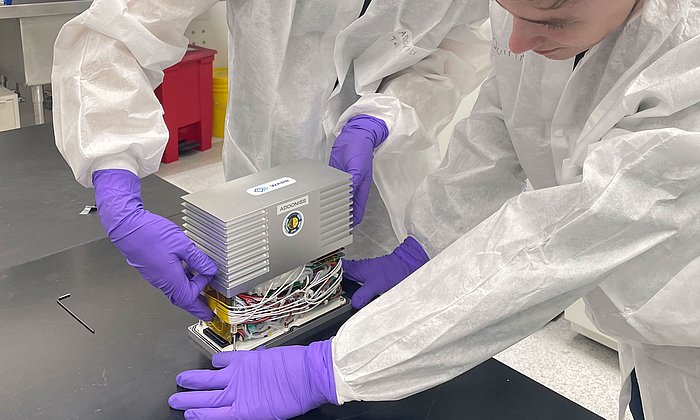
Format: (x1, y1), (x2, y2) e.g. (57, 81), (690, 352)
(169, 339), (337, 420)
(93, 169), (218, 320)
(329, 114), (389, 226)
(343, 236), (429, 309)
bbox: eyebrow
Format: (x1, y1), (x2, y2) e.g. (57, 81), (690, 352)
(494, 0), (577, 25)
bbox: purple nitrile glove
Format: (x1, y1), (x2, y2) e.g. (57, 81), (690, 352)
(344, 236), (429, 309)
(169, 339), (338, 419)
(92, 169), (217, 320)
(329, 114), (389, 226)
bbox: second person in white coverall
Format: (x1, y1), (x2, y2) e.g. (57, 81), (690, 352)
(169, 0), (700, 419)
(51, 0), (492, 319)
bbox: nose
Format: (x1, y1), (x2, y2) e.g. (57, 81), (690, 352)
(508, 18), (545, 54)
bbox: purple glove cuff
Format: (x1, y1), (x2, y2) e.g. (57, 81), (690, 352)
(343, 114), (389, 149)
(307, 339), (339, 406)
(393, 236), (430, 274)
(92, 169), (143, 236)
(93, 169), (140, 197)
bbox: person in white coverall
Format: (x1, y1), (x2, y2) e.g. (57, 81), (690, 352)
(166, 0), (697, 419)
(51, 0), (492, 320)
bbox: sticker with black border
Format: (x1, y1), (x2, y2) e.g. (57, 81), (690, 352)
(282, 211), (304, 237)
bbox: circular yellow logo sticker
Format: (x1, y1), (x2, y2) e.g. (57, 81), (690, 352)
(283, 211), (304, 237)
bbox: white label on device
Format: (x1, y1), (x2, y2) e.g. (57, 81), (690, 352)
(246, 177), (296, 196)
(277, 195), (309, 215)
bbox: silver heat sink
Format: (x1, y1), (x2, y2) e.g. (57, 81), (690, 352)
(181, 159), (353, 297)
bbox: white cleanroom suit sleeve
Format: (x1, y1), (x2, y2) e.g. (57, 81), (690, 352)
(52, 0), (218, 187)
(404, 72), (526, 257)
(332, 19), (493, 240)
(331, 107), (700, 402)
(335, 21), (493, 156)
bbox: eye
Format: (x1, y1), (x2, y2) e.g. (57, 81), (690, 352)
(542, 22), (567, 30)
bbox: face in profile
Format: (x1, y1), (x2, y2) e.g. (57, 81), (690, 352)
(498, 0), (642, 60)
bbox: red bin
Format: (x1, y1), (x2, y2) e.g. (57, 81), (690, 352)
(155, 45), (217, 163)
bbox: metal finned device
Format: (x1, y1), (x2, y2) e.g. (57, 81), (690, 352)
(182, 159), (353, 354)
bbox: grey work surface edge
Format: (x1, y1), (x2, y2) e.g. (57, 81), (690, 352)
(0, 123), (186, 270)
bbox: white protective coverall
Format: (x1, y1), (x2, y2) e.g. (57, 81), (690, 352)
(51, 0), (492, 243)
(332, 1), (700, 418)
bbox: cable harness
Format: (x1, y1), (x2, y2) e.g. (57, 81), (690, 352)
(204, 251), (344, 343)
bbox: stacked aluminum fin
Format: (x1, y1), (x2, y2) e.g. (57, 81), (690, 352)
(181, 159), (353, 298)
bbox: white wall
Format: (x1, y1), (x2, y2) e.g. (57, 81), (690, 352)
(186, 1), (229, 69)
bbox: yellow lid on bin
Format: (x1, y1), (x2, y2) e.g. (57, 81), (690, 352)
(213, 68), (228, 91)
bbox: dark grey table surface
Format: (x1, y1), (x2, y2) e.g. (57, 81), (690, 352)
(0, 235), (601, 420)
(0, 124), (186, 271)
(0, 125), (602, 420)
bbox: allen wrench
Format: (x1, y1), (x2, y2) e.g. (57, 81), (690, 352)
(57, 293), (95, 334)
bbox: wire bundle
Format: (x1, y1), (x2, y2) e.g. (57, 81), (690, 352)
(204, 252), (344, 343)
